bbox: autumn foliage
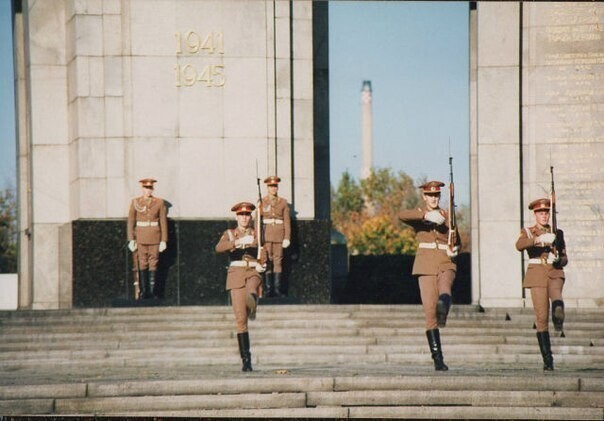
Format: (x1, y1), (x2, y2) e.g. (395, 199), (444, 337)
(331, 168), (470, 255)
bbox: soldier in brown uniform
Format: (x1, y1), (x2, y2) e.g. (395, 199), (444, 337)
(399, 181), (461, 371)
(515, 198), (568, 371)
(259, 176), (291, 297)
(127, 178), (168, 300)
(215, 202), (265, 372)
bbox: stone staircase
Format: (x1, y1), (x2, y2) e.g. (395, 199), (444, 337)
(0, 304), (603, 418)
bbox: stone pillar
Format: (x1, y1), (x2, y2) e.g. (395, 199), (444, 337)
(521, 3), (604, 308)
(360, 80), (372, 180)
(475, 2), (604, 308)
(22, 0), (72, 309)
(475, 2), (523, 307)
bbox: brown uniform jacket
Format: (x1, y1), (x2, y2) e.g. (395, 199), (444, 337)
(127, 196), (168, 245)
(260, 196), (291, 243)
(399, 207), (460, 276)
(515, 224), (567, 288)
(215, 227), (260, 290)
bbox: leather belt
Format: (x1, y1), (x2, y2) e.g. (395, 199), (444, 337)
(263, 218), (283, 225)
(136, 221), (158, 227)
(230, 260), (257, 268)
(528, 257), (555, 265)
(418, 242), (448, 251)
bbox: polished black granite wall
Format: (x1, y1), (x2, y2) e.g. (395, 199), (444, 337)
(72, 219), (331, 307)
(72, 219), (471, 307)
(340, 253), (472, 305)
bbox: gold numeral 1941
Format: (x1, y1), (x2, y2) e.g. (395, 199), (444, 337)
(175, 31), (224, 55)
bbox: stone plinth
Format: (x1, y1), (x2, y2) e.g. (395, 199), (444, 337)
(72, 219), (330, 307)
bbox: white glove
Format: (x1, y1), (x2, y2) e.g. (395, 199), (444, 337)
(235, 235), (254, 248)
(424, 210), (445, 225)
(536, 233), (555, 245)
(255, 262), (266, 273)
(282, 239), (290, 248)
(159, 241), (167, 252)
(446, 245), (459, 258)
(128, 240), (137, 252)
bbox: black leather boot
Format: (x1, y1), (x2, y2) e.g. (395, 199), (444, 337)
(273, 273), (285, 297)
(537, 331), (554, 371)
(552, 300), (565, 332)
(264, 272), (274, 297)
(436, 294), (451, 327)
(426, 329), (448, 371)
(139, 270), (149, 300)
(148, 271), (157, 298)
(237, 332), (253, 372)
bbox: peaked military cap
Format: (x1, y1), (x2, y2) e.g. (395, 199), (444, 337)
(264, 176), (281, 185)
(419, 181), (445, 194)
(231, 202), (256, 214)
(528, 198), (550, 211)
(139, 178), (157, 188)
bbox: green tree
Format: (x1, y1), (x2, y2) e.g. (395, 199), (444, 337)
(360, 168), (419, 220)
(332, 168), (471, 255)
(332, 168), (420, 255)
(332, 170), (364, 215)
(0, 187), (17, 273)
(349, 215), (417, 255)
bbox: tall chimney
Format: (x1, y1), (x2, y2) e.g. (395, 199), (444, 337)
(361, 80), (373, 180)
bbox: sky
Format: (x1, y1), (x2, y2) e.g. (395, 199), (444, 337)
(329, 1), (470, 205)
(0, 1), (470, 204)
(0, 0), (16, 191)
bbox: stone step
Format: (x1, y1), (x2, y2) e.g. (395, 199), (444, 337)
(5, 374), (603, 399)
(3, 353), (602, 374)
(1, 335), (600, 353)
(1, 305), (602, 417)
(2, 322), (602, 338)
(1, 375), (603, 412)
(1, 342), (603, 363)
(1, 388), (603, 418)
(2, 305), (601, 324)
(3, 317), (602, 333)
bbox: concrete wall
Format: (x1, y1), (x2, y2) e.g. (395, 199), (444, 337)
(14, 1), (604, 309)
(17, 0), (324, 309)
(474, 2), (604, 308)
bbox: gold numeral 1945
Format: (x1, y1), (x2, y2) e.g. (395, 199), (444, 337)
(174, 64), (225, 87)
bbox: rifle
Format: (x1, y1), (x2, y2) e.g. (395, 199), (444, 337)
(447, 155), (457, 252)
(134, 250), (141, 300)
(255, 163), (267, 267)
(550, 166), (564, 260)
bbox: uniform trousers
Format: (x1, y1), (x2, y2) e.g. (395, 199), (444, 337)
(265, 241), (284, 273)
(418, 269), (456, 330)
(136, 243), (159, 270)
(529, 277), (564, 332)
(229, 272), (262, 333)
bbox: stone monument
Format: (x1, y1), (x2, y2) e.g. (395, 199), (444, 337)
(9, 1), (604, 309)
(14, 0), (329, 308)
(472, 2), (604, 308)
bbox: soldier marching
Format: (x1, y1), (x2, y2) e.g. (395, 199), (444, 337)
(516, 198), (568, 371)
(122, 170), (576, 375)
(398, 180), (461, 371)
(215, 201), (266, 372)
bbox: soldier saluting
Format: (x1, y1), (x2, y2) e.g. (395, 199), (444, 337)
(215, 202), (265, 372)
(127, 178), (168, 300)
(516, 198), (568, 371)
(399, 181), (461, 371)
(259, 176), (291, 297)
